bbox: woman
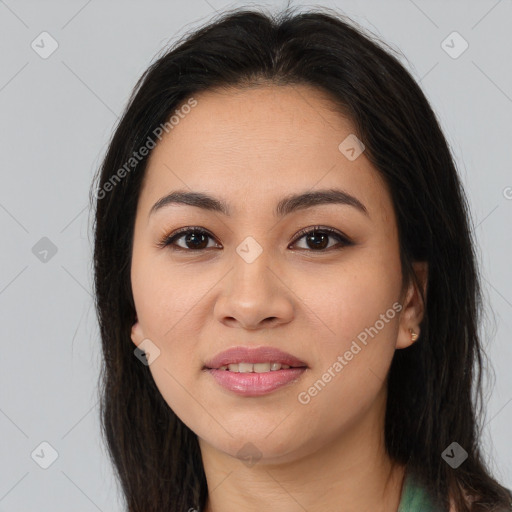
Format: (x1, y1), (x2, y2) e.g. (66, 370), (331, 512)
(91, 6), (512, 512)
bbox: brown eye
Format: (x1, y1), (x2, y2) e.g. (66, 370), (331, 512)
(290, 226), (352, 251)
(158, 227), (219, 251)
(178, 230), (212, 250)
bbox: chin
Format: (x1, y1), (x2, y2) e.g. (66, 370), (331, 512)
(197, 425), (311, 465)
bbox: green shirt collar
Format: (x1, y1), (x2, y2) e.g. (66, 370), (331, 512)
(398, 469), (443, 512)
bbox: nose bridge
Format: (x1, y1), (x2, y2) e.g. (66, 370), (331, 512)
(215, 233), (294, 329)
(231, 234), (275, 298)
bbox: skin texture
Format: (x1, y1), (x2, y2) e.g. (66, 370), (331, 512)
(130, 84), (428, 512)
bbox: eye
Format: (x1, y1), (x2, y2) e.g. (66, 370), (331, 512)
(157, 226), (219, 251)
(290, 225), (353, 251)
(157, 225), (353, 252)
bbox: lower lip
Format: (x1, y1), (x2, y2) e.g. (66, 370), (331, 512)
(206, 368), (307, 396)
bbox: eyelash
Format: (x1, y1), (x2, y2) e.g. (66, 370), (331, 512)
(156, 225), (353, 253)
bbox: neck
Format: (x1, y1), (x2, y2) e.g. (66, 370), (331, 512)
(199, 389), (406, 512)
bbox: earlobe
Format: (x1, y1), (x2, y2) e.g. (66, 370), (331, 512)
(396, 325), (419, 350)
(396, 261), (428, 350)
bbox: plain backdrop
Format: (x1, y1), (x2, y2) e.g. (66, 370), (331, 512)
(0, 1), (511, 510)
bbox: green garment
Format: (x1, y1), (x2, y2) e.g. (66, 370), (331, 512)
(398, 470), (444, 512)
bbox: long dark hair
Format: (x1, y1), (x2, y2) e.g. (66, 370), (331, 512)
(90, 5), (512, 512)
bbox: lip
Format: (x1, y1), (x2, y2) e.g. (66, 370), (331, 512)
(203, 346), (308, 369)
(203, 346), (308, 397)
(207, 367), (307, 396)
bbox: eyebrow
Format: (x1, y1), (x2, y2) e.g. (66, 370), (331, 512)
(149, 188), (369, 219)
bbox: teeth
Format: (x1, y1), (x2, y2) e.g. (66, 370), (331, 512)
(218, 362), (294, 373)
(254, 363), (271, 373)
(238, 363), (253, 373)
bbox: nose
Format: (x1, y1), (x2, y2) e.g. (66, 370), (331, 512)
(214, 245), (295, 331)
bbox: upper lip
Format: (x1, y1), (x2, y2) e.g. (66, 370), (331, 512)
(204, 346), (308, 369)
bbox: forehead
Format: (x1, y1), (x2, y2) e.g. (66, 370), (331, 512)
(140, 84), (391, 220)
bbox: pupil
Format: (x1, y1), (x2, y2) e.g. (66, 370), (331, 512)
(186, 232), (208, 249)
(307, 231), (328, 250)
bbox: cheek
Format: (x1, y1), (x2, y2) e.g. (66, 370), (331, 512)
(291, 245), (401, 410)
(132, 271), (204, 430)
(131, 247), (208, 341)
(130, 249), (217, 424)
(292, 244), (402, 350)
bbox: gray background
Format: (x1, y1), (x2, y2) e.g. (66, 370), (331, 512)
(1, 0), (511, 510)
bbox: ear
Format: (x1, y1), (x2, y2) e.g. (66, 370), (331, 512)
(396, 261), (428, 349)
(131, 317), (146, 347)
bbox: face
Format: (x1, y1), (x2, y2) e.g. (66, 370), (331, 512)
(130, 84), (426, 465)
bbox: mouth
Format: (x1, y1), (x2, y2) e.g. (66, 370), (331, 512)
(203, 346), (308, 396)
(203, 345), (308, 371)
(209, 362), (306, 372)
